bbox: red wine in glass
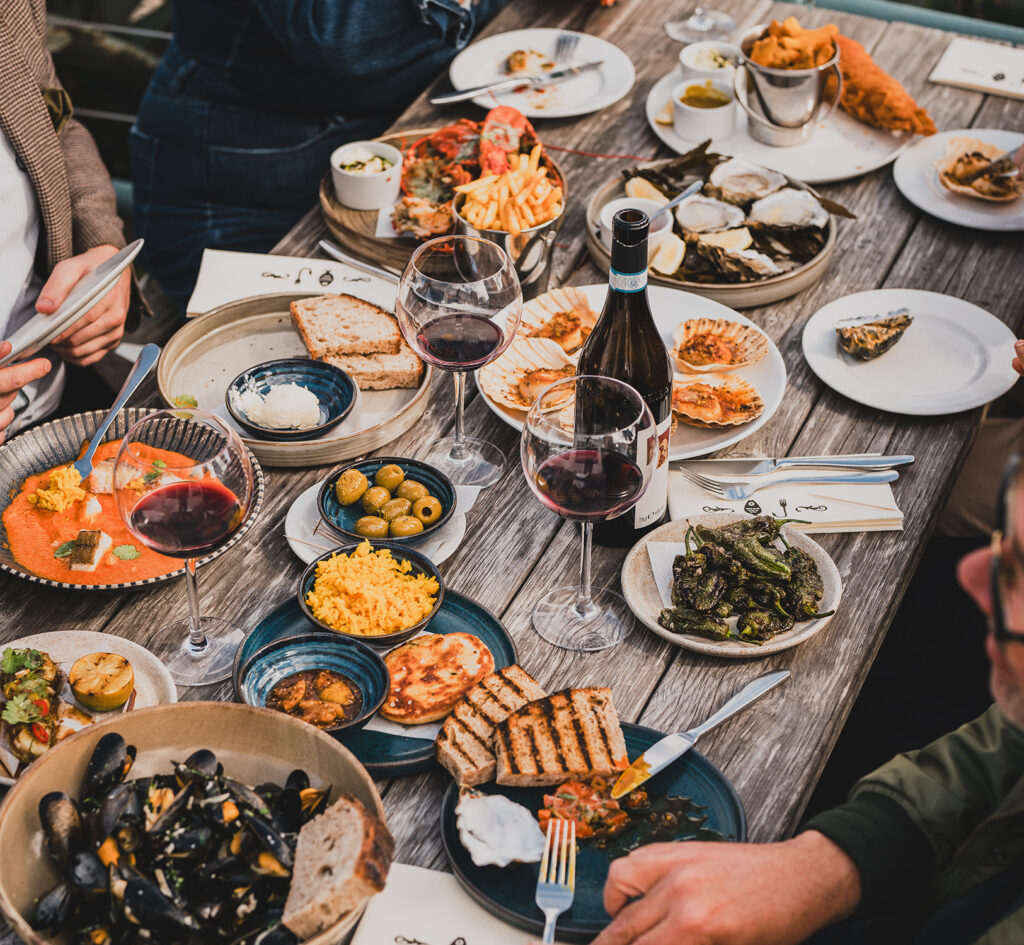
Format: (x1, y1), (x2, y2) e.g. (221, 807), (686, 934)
(129, 480), (242, 558)
(535, 449), (644, 521)
(414, 312), (505, 370)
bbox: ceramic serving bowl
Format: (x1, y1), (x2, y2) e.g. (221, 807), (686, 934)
(329, 140), (403, 211)
(317, 456), (457, 546)
(0, 702), (385, 945)
(298, 541), (445, 648)
(225, 358), (359, 442)
(678, 41), (741, 80)
(234, 630), (389, 736)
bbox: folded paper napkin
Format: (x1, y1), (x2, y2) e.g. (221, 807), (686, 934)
(668, 470), (903, 533)
(352, 863), (569, 945)
(929, 38), (1024, 101)
(185, 249), (397, 317)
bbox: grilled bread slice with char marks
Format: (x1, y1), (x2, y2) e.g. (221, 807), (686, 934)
(494, 687), (629, 788)
(435, 665), (547, 786)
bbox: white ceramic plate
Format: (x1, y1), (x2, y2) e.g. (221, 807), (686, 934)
(892, 128), (1024, 232)
(621, 514), (842, 658)
(284, 480), (473, 566)
(802, 289), (1017, 416)
(475, 284), (787, 460)
(645, 71), (910, 185)
(448, 28), (635, 118)
(0, 629), (177, 784)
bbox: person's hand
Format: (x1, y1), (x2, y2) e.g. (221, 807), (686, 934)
(1013, 340), (1024, 377)
(37, 244), (131, 367)
(563, 831), (861, 945)
(0, 342), (52, 444)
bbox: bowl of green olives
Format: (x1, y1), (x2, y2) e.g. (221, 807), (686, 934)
(317, 457), (457, 546)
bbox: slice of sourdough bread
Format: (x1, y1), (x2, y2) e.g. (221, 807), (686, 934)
(282, 793), (394, 939)
(290, 293), (403, 357)
(324, 341), (424, 390)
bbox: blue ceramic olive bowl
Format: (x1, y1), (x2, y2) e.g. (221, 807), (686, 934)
(298, 541), (445, 648)
(225, 358), (357, 442)
(233, 630), (389, 736)
(317, 456), (457, 546)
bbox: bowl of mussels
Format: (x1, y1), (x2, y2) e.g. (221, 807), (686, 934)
(585, 139), (856, 308)
(0, 702), (388, 945)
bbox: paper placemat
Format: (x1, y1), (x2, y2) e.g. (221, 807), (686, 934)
(929, 37), (1024, 101)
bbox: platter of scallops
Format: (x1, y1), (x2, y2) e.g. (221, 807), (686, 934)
(475, 284), (787, 460)
(585, 142), (854, 307)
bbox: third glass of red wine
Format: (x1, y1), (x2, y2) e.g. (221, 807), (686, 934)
(397, 235), (523, 487)
(114, 409), (256, 685)
(521, 375), (656, 651)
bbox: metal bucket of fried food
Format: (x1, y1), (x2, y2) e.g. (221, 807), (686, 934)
(451, 143), (566, 301)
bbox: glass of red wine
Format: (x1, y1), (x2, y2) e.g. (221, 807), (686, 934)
(114, 409), (256, 686)
(396, 235), (522, 487)
(521, 375), (656, 651)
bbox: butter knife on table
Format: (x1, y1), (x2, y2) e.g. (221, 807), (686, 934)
(674, 454), (914, 477)
(611, 670), (790, 799)
(430, 60), (604, 105)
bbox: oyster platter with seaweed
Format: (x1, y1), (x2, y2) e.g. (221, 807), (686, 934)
(476, 284), (787, 460)
(586, 142), (855, 307)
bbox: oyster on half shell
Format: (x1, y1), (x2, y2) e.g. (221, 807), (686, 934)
(747, 188), (829, 230)
(692, 240), (784, 281)
(708, 158), (787, 205)
(478, 336), (576, 411)
(835, 309), (913, 360)
(675, 194), (745, 234)
(672, 373), (765, 428)
(933, 136), (1024, 203)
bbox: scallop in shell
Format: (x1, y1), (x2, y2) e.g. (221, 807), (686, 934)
(520, 286), (598, 355)
(708, 158), (787, 205)
(675, 194), (745, 234)
(746, 188), (829, 230)
(478, 336), (575, 411)
(671, 373), (764, 428)
(672, 318), (769, 373)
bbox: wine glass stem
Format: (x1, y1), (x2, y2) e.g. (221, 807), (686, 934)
(574, 521), (598, 620)
(450, 370), (468, 462)
(183, 558), (208, 654)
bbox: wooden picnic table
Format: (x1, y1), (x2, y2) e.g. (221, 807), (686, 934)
(3, 0), (1024, 938)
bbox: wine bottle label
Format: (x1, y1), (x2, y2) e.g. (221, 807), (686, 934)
(609, 268), (647, 294)
(633, 415), (671, 529)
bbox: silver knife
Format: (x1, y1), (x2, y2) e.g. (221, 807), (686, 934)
(611, 670), (790, 799)
(430, 60), (604, 105)
(674, 454), (914, 476)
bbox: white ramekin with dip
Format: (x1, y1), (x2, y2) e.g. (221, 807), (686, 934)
(678, 41), (742, 81)
(672, 79), (736, 143)
(330, 141), (403, 211)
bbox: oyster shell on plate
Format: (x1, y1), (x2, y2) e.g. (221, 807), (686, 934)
(520, 286), (598, 355)
(692, 240), (784, 281)
(933, 137), (1024, 203)
(746, 188), (829, 230)
(671, 373), (764, 428)
(675, 194), (745, 234)
(672, 318), (769, 373)
(835, 309), (913, 361)
(708, 158), (787, 205)
(478, 336), (575, 411)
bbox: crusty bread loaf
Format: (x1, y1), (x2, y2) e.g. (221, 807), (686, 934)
(290, 294), (403, 357)
(282, 794), (394, 939)
(436, 665), (547, 787)
(494, 687), (628, 788)
(324, 340), (424, 391)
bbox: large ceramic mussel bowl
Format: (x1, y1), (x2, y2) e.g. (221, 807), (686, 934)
(234, 630), (390, 736)
(317, 456), (457, 546)
(298, 541), (445, 648)
(0, 408), (265, 592)
(0, 703), (386, 945)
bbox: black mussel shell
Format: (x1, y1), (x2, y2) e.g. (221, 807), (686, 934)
(174, 749), (222, 785)
(283, 770), (309, 793)
(68, 850), (109, 897)
(29, 880), (73, 931)
(123, 879), (197, 932)
(39, 791), (85, 866)
(91, 782), (140, 847)
(242, 810), (293, 870)
(82, 734), (136, 805)
(146, 784), (193, 836)
(224, 777), (271, 817)
(160, 824), (214, 859)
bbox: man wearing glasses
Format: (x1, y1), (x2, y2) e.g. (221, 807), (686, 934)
(586, 459), (1024, 945)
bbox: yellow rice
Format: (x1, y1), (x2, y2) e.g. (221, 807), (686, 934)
(305, 541), (438, 636)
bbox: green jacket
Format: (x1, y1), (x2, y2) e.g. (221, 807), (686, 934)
(806, 705), (1024, 944)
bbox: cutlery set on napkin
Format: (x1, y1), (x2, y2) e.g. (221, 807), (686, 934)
(670, 454), (912, 532)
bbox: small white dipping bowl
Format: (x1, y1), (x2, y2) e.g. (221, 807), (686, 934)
(679, 41), (742, 81)
(330, 140), (403, 211)
(672, 79), (736, 144)
(598, 197), (673, 260)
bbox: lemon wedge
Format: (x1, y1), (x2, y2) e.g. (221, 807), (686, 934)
(650, 233), (686, 276)
(70, 652), (134, 711)
(625, 177), (670, 206)
(698, 227), (753, 252)
(654, 100), (674, 126)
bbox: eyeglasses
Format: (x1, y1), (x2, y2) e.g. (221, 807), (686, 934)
(990, 454), (1024, 644)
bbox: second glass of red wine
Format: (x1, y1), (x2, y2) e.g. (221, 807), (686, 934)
(114, 409), (256, 686)
(521, 376), (656, 652)
(397, 235), (523, 487)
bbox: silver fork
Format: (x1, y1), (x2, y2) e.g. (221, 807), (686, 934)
(678, 468), (899, 501)
(553, 31), (580, 66)
(536, 819), (576, 944)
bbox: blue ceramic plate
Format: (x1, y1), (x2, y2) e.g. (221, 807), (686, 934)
(225, 358), (357, 442)
(234, 630), (389, 734)
(317, 457), (457, 546)
(235, 591), (516, 776)
(297, 541), (445, 648)
(440, 723), (746, 942)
